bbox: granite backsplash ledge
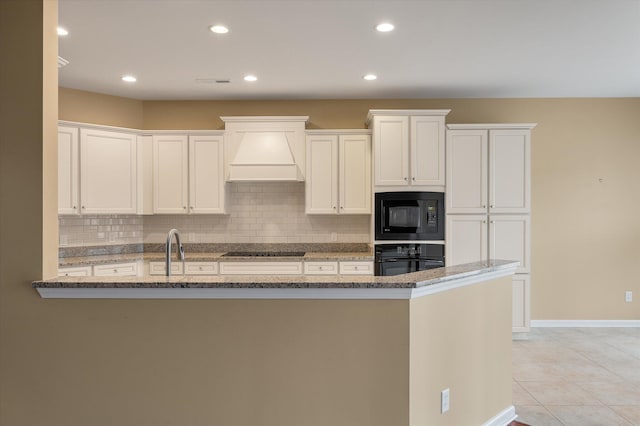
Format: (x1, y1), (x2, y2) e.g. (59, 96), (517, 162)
(59, 243), (372, 258)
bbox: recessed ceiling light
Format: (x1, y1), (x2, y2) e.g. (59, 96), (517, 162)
(376, 22), (394, 32)
(121, 75), (137, 83)
(244, 75), (258, 82)
(363, 74), (377, 81)
(57, 27), (69, 36)
(209, 25), (229, 34)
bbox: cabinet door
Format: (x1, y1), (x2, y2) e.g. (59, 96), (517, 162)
(58, 126), (79, 215)
(446, 130), (488, 214)
(305, 134), (338, 214)
(445, 215), (488, 266)
(410, 116), (445, 186)
(373, 115), (409, 186)
(339, 134), (371, 214)
(80, 128), (137, 214)
(153, 135), (188, 214)
(489, 215), (530, 273)
(512, 274), (531, 332)
(489, 129), (531, 213)
(189, 135), (225, 214)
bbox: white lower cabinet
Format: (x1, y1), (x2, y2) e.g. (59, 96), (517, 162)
(148, 261), (184, 276)
(512, 274), (531, 333)
(304, 261), (339, 275)
(339, 261), (373, 275)
(184, 262), (218, 275)
(93, 262), (139, 277)
(446, 214), (531, 333)
(219, 262), (303, 275)
(58, 266), (92, 277)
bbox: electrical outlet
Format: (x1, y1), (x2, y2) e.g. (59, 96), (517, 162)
(625, 291), (633, 302)
(189, 232), (196, 242)
(441, 388), (450, 413)
(330, 232), (338, 242)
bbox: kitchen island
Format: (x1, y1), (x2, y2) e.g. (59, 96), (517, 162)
(32, 260), (517, 426)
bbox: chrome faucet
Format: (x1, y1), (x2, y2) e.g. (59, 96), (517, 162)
(165, 228), (185, 277)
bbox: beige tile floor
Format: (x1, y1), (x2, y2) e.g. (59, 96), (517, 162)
(513, 328), (640, 426)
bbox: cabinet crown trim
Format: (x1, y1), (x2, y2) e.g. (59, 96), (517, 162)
(447, 123), (537, 130)
(305, 129), (371, 135)
(366, 109), (451, 125)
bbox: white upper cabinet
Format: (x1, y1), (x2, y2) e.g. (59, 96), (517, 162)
(305, 131), (371, 215)
(446, 125), (534, 214)
(189, 135), (225, 214)
(80, 128), (137, 214)
(339, 134), (371, 214)
(446, 129), (488, 214)
(153, 135), (189, 214)
(153, 134), (226, 215)
(490, 129), (531, 213)
(305, 133), (338, 214)
(368, 110), (449, 190)
(372, 115), (409, 186)
(58, 126), (79, 215)
(410, 115), (446, 186)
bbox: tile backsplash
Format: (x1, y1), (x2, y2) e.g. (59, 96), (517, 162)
(59, 182), (371, 247)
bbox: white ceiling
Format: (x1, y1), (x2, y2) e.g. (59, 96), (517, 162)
(58, 0), (640, 100)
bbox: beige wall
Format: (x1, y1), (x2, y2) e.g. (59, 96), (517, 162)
(59, 87), (143, 129)
(409, 276), (513, 425)
(59, 91), (640, 321)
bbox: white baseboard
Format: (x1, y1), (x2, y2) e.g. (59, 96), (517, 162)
(482, 405), (516, 426)
(531, 320), (640, 328)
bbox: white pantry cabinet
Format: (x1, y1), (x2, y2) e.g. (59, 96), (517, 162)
(446, 123), (535, 334)
(153, 134), (226, 214)
(80, 128), (138, 214)
(446, 126), (533, 214)
(367, 110), (449, 190)
(305, 131), (371, 214)
(58, 126), (79, 215)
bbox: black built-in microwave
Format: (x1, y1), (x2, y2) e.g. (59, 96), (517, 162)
(374, 192), (445, 241)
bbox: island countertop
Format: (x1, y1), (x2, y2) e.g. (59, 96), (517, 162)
(33, 260), (519, 300)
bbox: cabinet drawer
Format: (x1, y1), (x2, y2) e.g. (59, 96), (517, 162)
(304, 261), (338, 275)
(93, 262), (138, 277)
(148, 261), (183, 275)
(184, 262), (218, 275)
(339, 261), (373, 275)
(219, 262), (303, 275)
(58, 266), (92, 277)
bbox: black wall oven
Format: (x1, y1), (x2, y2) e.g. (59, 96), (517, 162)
(375, 192), (445, 241)
(375, 243), (445, 276)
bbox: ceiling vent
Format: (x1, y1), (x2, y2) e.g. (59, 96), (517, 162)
(57, 56), (69, 68)
(195, 78), (231, 84)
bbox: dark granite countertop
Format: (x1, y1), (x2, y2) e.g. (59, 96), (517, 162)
(37, 260), (518, 290)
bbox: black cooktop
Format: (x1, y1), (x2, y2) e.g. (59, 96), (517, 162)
(222, 251), (306, 257)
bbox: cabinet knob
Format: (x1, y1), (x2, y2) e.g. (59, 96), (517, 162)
(340, 206), (344, 209)
(483, 205), (486, 209)
(183, 206), (187, 210)
(190, 206), (194, 210)
(113, 269), (117, 273)
(490, 220), (495, 224)
(483, 220), (487, 224)
(412, 177), (416, 181)
(199, 266), (203, 271)
(404, 177), (408, 181)
(81, 206), (85, 209)
(72, 205), (77, 210)
(319, 266), (323, 271)
(333, 206), (336, 209)
(490, 204), (494, 208)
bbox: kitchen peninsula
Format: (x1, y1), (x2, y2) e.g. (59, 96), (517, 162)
(33, 260), (517, 426)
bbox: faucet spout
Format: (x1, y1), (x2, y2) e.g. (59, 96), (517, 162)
(165, 228), (185, 277)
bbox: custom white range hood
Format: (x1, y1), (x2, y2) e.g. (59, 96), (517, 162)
(222, 116), (308, 182)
